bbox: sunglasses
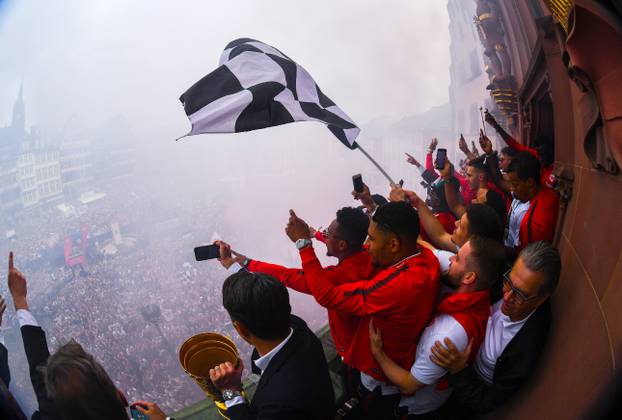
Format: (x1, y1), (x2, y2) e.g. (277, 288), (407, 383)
(502, 269), (538, 305)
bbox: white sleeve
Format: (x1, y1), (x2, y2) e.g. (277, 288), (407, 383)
(17, 309), (39, 327)
(224, 395), (247, 408)
(410, 315), (468, 385)
(417, 165), (425, 174)
(432, 250), (454, 275)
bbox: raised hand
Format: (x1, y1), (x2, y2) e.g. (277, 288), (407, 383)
(458, 134), (470, 156)
(389, 183), (406, 202)
(479, 129), (493, 155)
(405, 152), (421, 167)
(285, 210), (311, 243)
(8, 252), (28, 311)
(352, 182), (373, 206)
(439, 159), (453, 180)
(428, 138), (438, 153)
(214, 240), (235, 269)
(429, 337), (473, 374)
(471, 140), (480, 156)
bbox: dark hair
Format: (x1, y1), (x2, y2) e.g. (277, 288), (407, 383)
(484, 189), (507, 231)
(519, 241), (561, 296)
(431, 180), (454, 213)
(501, 146), (518, 158)
(465, 203), (503, 242)
(44, 341), (128, 420)
(223, 271), (291, 340)
(335, 207), (370, 250)
(507, 151), (541, 184)
(469, 160), (489, 178)
(372, 201), (420, 243)
(535, 137), (554, 167)
(371, 194), (389, 206)
(468, 235), (506, 290)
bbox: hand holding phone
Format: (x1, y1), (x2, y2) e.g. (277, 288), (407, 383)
(435, 148), (447, 170)
(194, 244), (221, 261)
(352, 174), (364, 193)
(130, 405), (150, 420)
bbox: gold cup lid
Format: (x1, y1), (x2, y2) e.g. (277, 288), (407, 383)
(186, 347), (238, 378)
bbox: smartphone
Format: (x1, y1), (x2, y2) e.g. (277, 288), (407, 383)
(130, 406), (149, 420)
(194, 244), (220, 261)
(435, 148), (447, 170)
(352, 174), (364, 193)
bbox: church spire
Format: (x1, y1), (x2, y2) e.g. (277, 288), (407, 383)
(12, 82), (25, 132)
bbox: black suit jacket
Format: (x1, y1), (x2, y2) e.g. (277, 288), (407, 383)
(446, 300), (552, 416)
(227, 315), (335, 420)
(20, 325), (61, 420)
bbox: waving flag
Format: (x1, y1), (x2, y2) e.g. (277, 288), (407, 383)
(178, 38), (360, 148)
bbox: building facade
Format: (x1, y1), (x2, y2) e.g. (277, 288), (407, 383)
(467, 1), (622, 417)
(447, 0), (492, 149)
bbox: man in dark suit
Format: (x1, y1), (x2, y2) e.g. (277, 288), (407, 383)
(209, 270), (335, 419)
(6, 252), (170, 420)
(5, 252), (62, 420)
(429, 241), (561, 417)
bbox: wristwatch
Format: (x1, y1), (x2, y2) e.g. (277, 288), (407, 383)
(222, 389), (243, 401)
(295, 238), (312, 250)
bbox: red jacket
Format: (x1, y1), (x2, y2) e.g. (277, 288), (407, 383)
(248, 249), (374, 357)
(306, 247), (440, 383)
(435, 290), (491, 390)
(519, 186), (560, 248)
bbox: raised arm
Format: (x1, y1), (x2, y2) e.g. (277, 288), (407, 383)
(485, 152), (512, 194)
(8, 252), (58, 419)
(440, 160), (466, 218)
(484, 110), (538, 157)
(215, 240), (312, 294)
(401, 190), (456, 252)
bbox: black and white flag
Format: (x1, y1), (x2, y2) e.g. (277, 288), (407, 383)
(178, 38), (360, 149)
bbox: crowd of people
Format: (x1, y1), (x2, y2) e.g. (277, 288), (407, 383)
(0, 112), (565, 420)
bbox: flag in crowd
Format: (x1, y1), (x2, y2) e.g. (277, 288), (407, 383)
(178, 38), (360, 149)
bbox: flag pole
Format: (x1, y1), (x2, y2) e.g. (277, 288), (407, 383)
(355, 142), (396, 185)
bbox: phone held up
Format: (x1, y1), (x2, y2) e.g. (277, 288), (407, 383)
(194, 244), (221, 261)
(435, 148), (447, 170)
(130, 405), (149, 420)
(352, 174), (365, 193)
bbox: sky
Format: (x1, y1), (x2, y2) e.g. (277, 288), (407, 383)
(0, 0), (451, 135)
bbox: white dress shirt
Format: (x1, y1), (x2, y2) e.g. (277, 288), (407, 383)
(0, 309), (39, 346)
(225, 328), (294, 408)
(505, 199), (530, 248)
(474, 301), (535, 384)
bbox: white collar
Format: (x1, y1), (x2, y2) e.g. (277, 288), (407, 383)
(254, 328), (294, 374)
(493, 301), (536, 328)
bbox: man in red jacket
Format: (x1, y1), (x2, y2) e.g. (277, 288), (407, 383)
(216, 207), (374, 359)
(506, 152), (559, 252)
(368, 235), (505, 417)
(286, 201), (440, 419)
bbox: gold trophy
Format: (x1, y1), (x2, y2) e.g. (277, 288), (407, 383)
(179, 333), (241, 418)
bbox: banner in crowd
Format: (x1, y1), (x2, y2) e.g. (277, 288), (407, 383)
(178, 38), (360, 149)
(64, 224), (89, 267)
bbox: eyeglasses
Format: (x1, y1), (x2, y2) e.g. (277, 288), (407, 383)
(502, 269), (538, 305)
